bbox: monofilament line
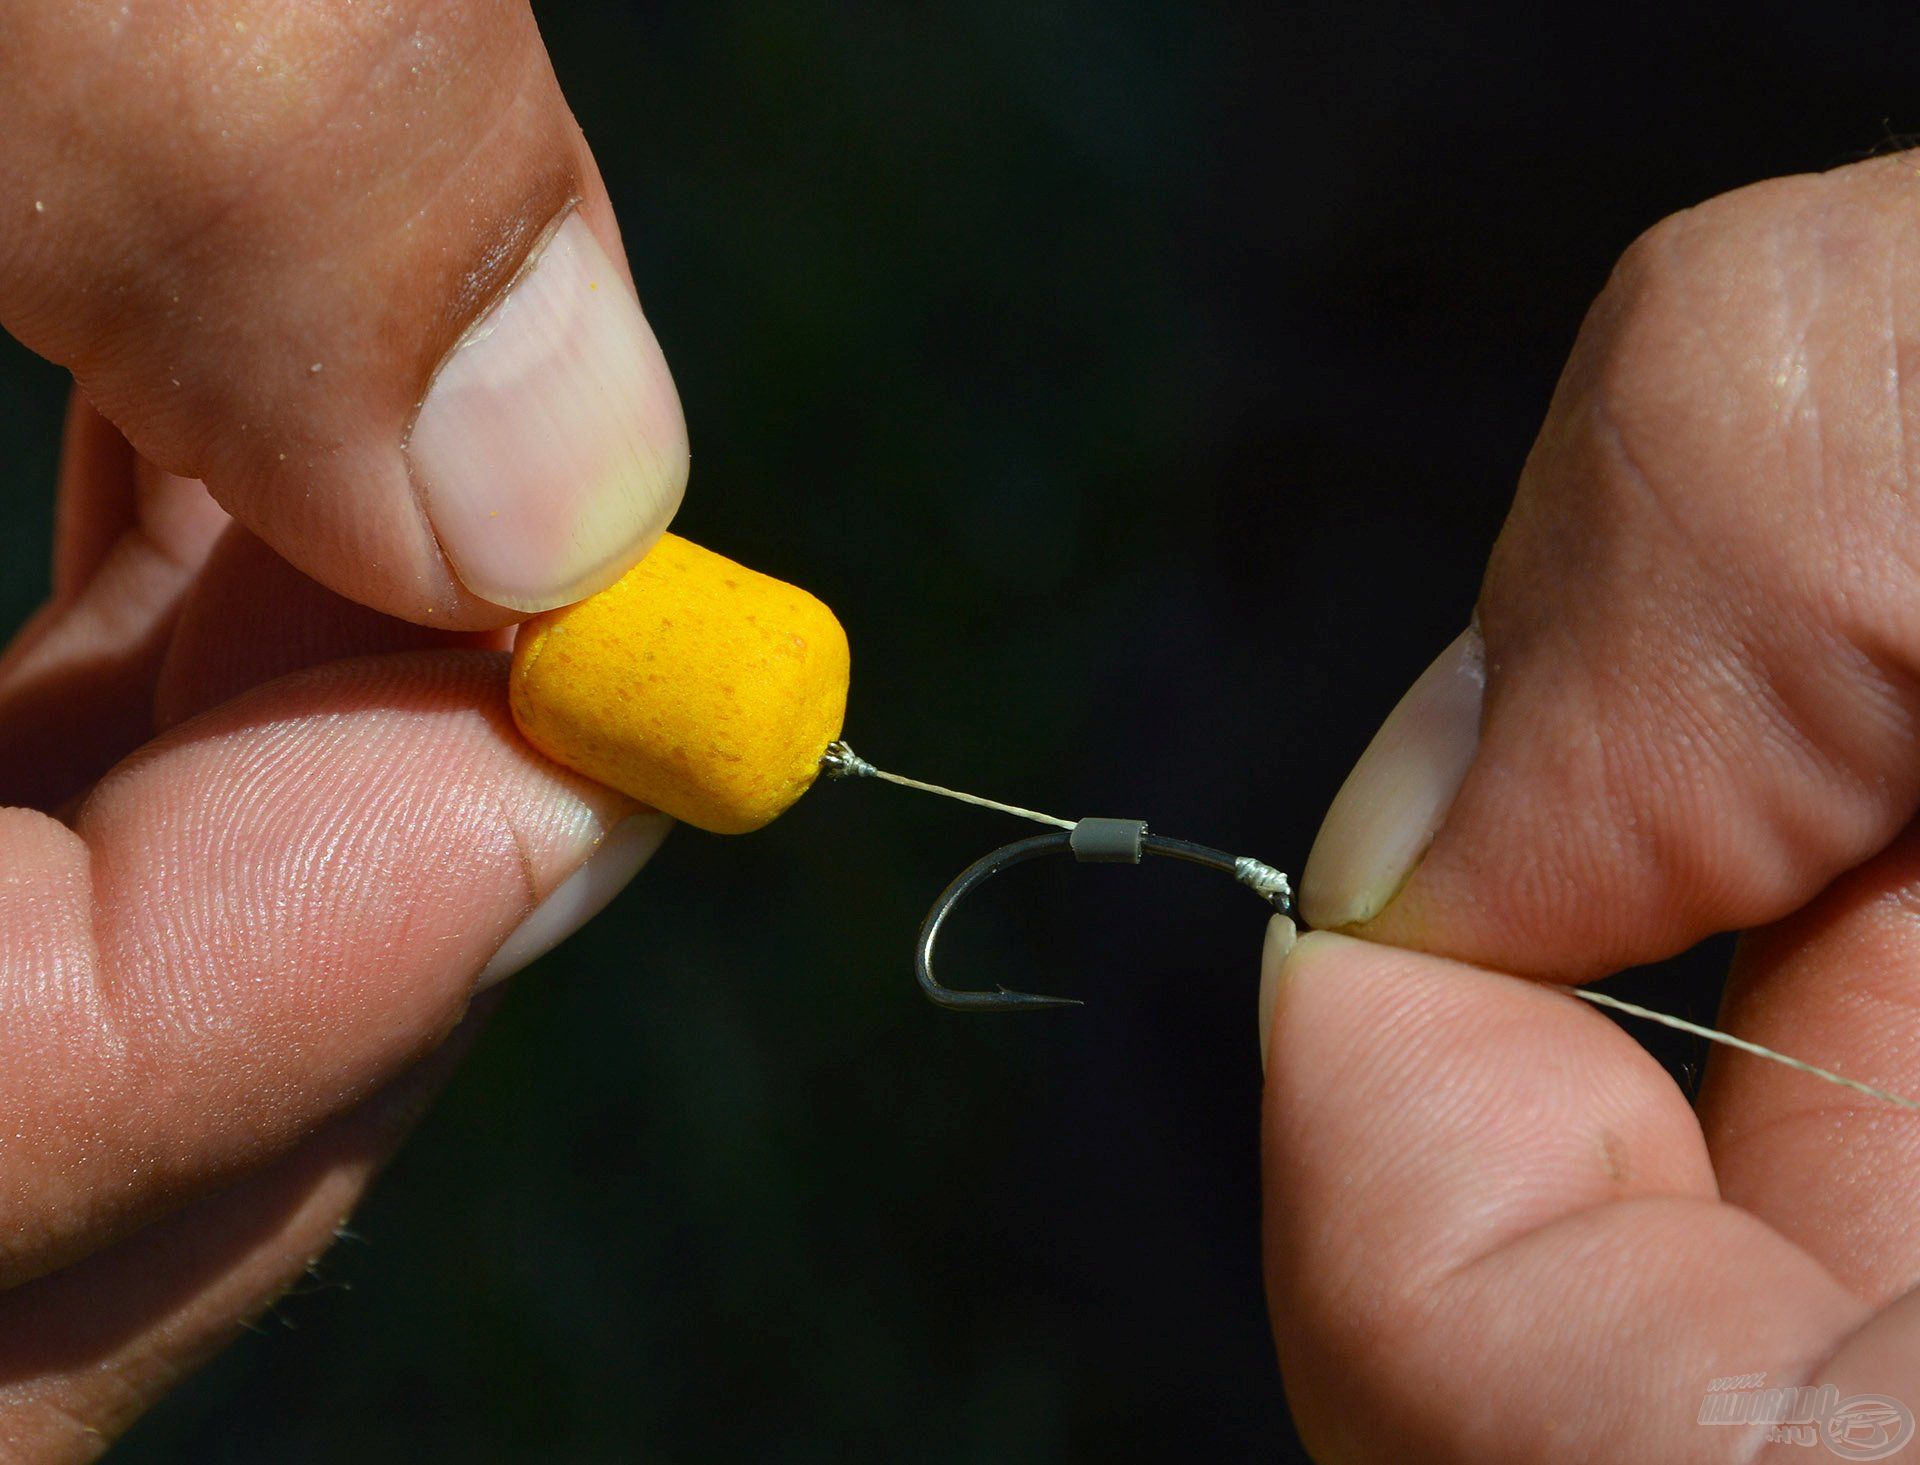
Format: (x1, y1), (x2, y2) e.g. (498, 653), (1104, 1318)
(821, 741), (1074, 830)
(1570, 987), (1920, 1111)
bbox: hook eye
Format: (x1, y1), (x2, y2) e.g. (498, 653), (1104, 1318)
(914, 824), (1293, 1012)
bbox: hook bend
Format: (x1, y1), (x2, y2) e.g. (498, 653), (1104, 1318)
(914, 823), (1292, 1012)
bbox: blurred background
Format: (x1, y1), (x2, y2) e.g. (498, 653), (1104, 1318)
(0, 1), (1915, 1459)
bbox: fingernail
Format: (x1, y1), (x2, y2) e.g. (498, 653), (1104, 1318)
(1300, 626), (1485, 930)
(477, 812), (671, 989)
(408, 213), (690, 613)
(1257, 914), (1297, 1074)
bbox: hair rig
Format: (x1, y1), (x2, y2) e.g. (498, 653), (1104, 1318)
(818, 742), (1920, 1113)
(819, 741), (1292, 1012)
(498, 533), (1918, 1109)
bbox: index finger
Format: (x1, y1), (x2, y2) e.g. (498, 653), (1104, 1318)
(0, 653), (660, 1287)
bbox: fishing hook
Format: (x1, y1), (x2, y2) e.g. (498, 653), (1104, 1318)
(914, 820), (1294, 1012)
(819, 744), (1920, 1106)
(820, 743), (1292, 1012)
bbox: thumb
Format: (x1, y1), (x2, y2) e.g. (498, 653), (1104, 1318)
(1300, 155), (1920, 977)
(0, 2), (687, 627)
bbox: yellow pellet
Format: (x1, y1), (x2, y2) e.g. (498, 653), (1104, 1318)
(509, 533), (849, 833)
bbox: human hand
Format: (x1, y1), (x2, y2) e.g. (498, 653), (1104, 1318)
(0, 5), (684, 1453)
(1262, 154), (1920, 1460)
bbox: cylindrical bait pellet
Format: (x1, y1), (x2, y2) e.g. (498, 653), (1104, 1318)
(509, 533), (849, 833)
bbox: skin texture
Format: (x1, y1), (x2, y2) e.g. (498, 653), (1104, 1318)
(1268, 154), (1920, 1461)
(0, 411), (650, 1455)
(0, 1), (686, 627)
(0, 6), (679, 1455)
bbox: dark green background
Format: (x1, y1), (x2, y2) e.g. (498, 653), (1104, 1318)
(0, 2), (1913, 1459)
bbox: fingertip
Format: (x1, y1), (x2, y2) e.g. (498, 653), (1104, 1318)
(407, 213), (689, 614)
(1259, 929), (1405, 1080)
(1298, 628), (1485, 932)
(2, 7), (686, 629)
(1261, 935), (1716, 1280)
(1256, 914), (1297, 1073)
(475, 809), (671, 991)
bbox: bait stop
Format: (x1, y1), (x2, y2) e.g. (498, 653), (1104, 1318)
(507, 533), (1919, 1109)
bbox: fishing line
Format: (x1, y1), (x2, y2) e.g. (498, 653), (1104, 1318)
(823, 741), (1920, 1111)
